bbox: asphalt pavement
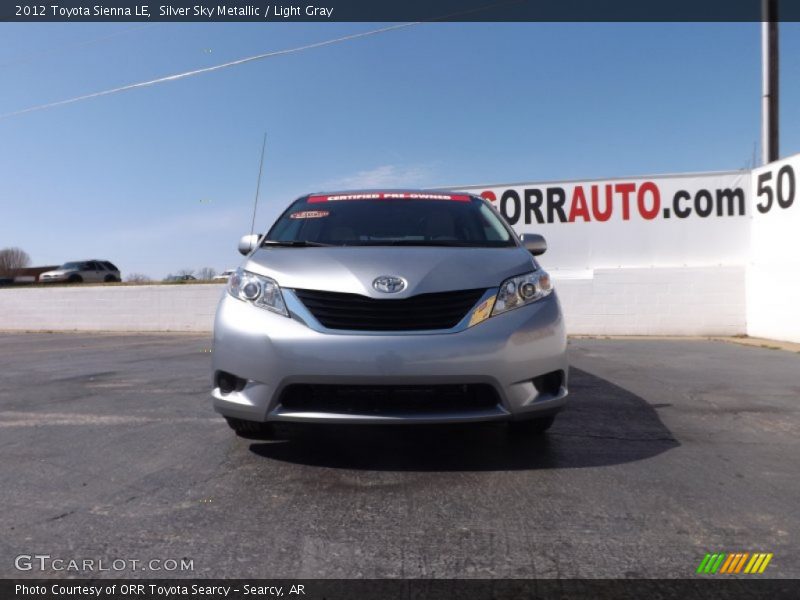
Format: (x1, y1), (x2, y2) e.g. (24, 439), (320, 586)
(0, 333), (797, 578)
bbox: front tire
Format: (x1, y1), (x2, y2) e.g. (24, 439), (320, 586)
(104, 275), (119, 282)
(508, 415), (556, 436)
(225, 417), (276, 439)
(67, 274), (83, 283)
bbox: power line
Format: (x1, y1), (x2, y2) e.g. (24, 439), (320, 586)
(0, 22), (420, 120)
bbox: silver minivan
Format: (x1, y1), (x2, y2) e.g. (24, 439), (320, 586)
(212, 190), (568, 437)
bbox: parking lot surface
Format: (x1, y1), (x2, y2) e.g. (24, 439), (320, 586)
(0, 333), (798, 578)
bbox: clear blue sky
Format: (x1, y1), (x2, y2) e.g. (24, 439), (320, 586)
(1, 22), (799, 278)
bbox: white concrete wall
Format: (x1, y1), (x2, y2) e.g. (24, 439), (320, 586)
(0, 268), (747, 336)
(0, 284), (223, 332)
(555, 266), (746, 336)
(746, 153), (800, 343)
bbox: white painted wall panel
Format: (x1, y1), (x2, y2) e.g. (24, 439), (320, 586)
(747, 153), (800, 343)
(0, 284), (223, 332)
(555, 267), (746, 336)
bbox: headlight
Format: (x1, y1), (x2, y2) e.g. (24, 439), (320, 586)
(491, 270), (553, 316)
(227, 268), (288, 316)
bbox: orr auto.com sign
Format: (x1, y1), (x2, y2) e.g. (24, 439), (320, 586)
(455, 166), (793, 273)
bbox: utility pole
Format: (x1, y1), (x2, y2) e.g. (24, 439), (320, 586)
(761, 0), (779, 165)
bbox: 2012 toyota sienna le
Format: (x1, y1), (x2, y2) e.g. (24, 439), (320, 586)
(211, 190), (568, 437)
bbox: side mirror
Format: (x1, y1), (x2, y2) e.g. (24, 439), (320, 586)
(238, 234), (261, 256)
(521, 233), (547, 256)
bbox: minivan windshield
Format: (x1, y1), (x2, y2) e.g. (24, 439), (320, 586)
(265, 194), (515, 247)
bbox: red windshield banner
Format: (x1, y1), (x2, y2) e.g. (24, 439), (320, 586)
(308, 192), (470, 203)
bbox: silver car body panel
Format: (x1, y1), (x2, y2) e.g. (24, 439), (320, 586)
(212, 254), (568, 423)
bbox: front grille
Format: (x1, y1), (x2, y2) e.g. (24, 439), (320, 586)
(293, 288), (486, 331)
(279, 384), (500, 415)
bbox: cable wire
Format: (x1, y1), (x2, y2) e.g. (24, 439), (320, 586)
(0, 22), (420, 120)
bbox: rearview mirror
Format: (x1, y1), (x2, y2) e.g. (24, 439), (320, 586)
(238, 234), (262, 256)
(520, 233), (547, 256)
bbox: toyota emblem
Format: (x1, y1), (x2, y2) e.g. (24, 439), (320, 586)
(372, 276), (407, 294)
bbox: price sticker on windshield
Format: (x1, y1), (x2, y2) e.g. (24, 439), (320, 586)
(290, 210), (330, 219)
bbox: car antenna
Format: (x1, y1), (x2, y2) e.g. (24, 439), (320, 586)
(249, 132), (267, 237)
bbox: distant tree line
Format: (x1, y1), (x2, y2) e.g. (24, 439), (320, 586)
(0, 247), (31, 277)
(161, 267), (218, 282)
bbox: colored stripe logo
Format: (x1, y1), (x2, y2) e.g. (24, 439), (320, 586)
(697, 552), (773, 574)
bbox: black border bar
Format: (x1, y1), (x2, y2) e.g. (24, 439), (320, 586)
(3, 0), (800, 23)
(4, 579), (800, 600)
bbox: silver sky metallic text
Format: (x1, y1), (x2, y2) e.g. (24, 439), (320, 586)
(158, 5), (333, 18)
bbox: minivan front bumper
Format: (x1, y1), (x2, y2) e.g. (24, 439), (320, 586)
(211, 289), (568, 424)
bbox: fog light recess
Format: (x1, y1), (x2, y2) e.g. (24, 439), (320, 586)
(216, 371), (247, 394)
(532, 370), (564, 396)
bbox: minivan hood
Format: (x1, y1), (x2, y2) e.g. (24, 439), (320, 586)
(244, 246), (536, 298)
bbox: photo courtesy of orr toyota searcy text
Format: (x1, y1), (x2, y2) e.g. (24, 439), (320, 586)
(14, 583), (293, 597)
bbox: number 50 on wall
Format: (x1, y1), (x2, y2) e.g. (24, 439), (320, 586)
(756, 164), (795, 214)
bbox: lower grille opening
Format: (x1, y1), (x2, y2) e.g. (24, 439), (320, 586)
(279, 384), (500, 415)
(533, 370), (564, 396)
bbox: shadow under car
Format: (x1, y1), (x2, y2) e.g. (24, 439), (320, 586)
(247, 367), (680, 472)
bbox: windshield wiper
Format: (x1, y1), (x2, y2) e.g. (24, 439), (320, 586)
(261, 240), (332, 248)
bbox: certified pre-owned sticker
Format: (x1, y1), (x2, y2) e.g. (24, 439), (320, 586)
(290, 210), (330, 219)
(307, 192), (470, 203)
